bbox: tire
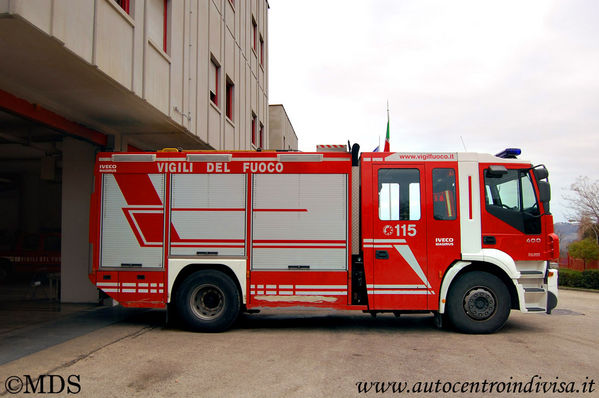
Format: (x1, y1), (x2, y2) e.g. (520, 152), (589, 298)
(174, 270), (241, 332)
(446, 271), (511, 334)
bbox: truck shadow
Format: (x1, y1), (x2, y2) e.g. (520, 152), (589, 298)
(234, 312), (442, 333)
(152, 309), (543, 334)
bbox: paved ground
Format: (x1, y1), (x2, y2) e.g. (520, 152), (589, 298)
(0, 289), (597, 397)
(0, 282), (94, 337)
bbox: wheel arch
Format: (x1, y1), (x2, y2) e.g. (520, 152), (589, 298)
(439, 261), (520, 314)
(168, 259), (246, 306)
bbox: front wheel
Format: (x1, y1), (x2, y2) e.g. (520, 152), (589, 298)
(175, 270), (241, 332)
(446, 271), (511, 334)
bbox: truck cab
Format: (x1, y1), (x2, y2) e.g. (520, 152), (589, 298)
(359, 150), (558, 333)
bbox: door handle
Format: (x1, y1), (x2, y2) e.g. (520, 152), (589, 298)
(376, 250), (389, 260)
(483, 236), (496, 245)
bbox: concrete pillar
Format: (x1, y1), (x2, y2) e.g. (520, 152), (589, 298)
(61, 137), (98, 303)
(119, 134), (127, 152)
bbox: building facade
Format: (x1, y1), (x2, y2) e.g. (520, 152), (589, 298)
(268, 104), (298, 151)
(0, 0), (270, 303)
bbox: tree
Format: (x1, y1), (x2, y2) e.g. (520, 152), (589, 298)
(568, 239), (599, 270)
(565, 176), (599, 243)
(579, 216), (599, 242)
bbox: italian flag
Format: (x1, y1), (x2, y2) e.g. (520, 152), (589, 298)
(384, 108), (390, 152)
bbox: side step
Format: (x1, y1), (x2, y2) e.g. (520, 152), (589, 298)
(517, 265), (549, 313)
(521, 286), (548, 312)
(524, 287), (545, 293)
(526, 307), (545, 312)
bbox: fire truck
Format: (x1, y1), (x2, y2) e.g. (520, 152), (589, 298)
(89, 145), (559, 333)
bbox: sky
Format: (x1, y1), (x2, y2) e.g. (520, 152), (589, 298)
(267, 0), (599, 222)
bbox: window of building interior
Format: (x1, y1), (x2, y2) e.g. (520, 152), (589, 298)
(252, 17), (257, 51)
(251, 113), (257, 146)
(259, 35), (264, 65)
(115, 0), (130, 14)
(259, 123), (264, 148)
(225, 77), (234, 121)
(148, 0), (169, 53)
(163, 0), (169, 53)
(210, 58), (220, 106)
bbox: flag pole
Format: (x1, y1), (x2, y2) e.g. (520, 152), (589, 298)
(384, 100), (390, 152)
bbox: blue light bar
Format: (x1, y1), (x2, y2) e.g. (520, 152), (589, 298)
(495, 148), (521, 159)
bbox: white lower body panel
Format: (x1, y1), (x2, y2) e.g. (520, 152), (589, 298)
(167, 258), (247, 304)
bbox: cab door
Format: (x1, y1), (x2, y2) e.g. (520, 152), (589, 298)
(370, 164), (430, 310)
(425, 165), (461, 308)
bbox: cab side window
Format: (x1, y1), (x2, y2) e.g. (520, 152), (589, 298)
(484, 168), (541, 234)
(378, 169), (421, 221)
(432, 168), (457, 220)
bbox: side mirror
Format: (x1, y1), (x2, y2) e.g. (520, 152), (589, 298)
(538, 180), (551, 204)
(534, 167), (549, 181)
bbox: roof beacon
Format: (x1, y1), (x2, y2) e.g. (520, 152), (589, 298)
(495, 148), (521, 159)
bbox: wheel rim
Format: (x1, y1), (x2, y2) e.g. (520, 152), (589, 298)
(463, 287), (496, 321)
(189, 283), (226, 320)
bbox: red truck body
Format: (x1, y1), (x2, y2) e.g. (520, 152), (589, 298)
(89, 147), (558, 333)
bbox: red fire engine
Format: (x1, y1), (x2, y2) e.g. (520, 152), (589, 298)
(89, 145), (559, 333)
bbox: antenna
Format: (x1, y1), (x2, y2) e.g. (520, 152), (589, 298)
(460, 136), (468, 152)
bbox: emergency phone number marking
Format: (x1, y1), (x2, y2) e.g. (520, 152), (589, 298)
(383, 224), (417, 237)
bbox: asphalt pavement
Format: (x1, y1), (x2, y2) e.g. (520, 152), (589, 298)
(0, 289), (597, 397)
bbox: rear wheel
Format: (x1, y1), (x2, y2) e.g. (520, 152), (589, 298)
(446, 271), (510, 334)
(175, 270), (240, 332)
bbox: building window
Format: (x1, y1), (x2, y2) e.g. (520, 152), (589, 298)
(252, 17), (257, 52)
(115, 0), (130, 14)
(226, 77), (234, 121)
(148, 0), (168, 53)
(144, 0), (171, 54)
(259, 35), (264, 65)
(259, 123), (264, 149)
(163, 0), (169, 53)
(251, 113), (257, 146)
(210, 58), (220, 106)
